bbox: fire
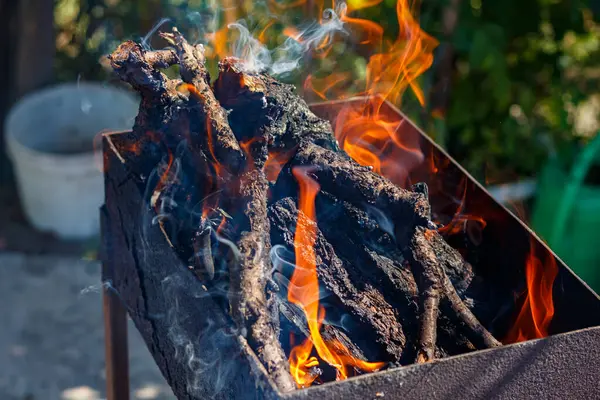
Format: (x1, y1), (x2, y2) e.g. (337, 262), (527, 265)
(504, 240), (559, 344)
(312, 0), (437, 188)
(179, 82), (229, 182)
(207, 27), (230, 60)
(264, 149), (295, 182)
(136, 0), (558, 387)
(303, 73), (351, 101)
(334, 106), (423, 187)
(438, 178), (487, 236)
(150, 149), (175, 214)
(239, 136), (263, 171)
(289, 167), (384, 387)
(205, 0), (238, 59)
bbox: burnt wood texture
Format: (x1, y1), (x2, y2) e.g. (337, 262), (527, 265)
(103, 30), (600, 399)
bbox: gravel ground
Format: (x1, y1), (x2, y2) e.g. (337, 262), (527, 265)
(0, 252), (175, 400)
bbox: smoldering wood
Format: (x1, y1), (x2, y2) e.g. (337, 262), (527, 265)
(228, 170), (296, 392)
(107, 29), (504, 392)
(276, 296), (368, 364)
(102, 145), (280, 400)
(109, 36), (244, 175)
(284, 141), (499, 357)
(159, 29), (244, 173)
(404, 226), (443, 362)
(315, 193), (474, 299)
(404, 227), (501, 362)
(108, 41), (180, 127)
(213, 58), (340, 157)
(286, 141), (432, 245)
(108, 39), (199, 185)
(270, 187), (479, 363)
(109, 30), (294, 393)
(269, 197), (407, 362)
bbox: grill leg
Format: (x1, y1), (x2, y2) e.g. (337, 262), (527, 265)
(103, 287), (130, 400)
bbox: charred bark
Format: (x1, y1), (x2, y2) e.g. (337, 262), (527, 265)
(228, 170), (296, 392)
(269, 197), (406, 363)
(108, 40), (181, 139)
(276, 297), (368, 364)
(404, 227), (501, 362)
(285, 141), (432, 245)
(214, 58), (339, 156)
(160, 29), (244, 173)
(281, 142), (499, 360)
(107, 30), (503, 392)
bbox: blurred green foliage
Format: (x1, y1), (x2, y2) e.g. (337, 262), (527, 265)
(440, 0), (600, 182)
(54, 0), (600, 183)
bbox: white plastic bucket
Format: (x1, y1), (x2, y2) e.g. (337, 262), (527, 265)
(4, 83), (138, 239)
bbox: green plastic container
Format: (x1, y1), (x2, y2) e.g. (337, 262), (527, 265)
(532, 133), (600, 293)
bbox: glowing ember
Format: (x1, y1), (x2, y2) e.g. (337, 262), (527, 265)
(289, 167), (384, 387)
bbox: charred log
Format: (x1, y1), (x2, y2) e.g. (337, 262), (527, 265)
(276, 297), (368, 364)
(285, 141), (432, 245)
(108, 40), (184, 152)
(107, 30), (504, 392)
(228, 170), (296, 392)
(404, 227), (501, 362)
(159, 29), (244, 173)
(269, 197), (406, 362)
(214, 58), (339, 156)
(282, 142), (499, 360)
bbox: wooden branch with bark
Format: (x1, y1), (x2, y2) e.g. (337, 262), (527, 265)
(107, 28), (502, 391)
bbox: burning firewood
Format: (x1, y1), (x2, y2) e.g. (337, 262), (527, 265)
(107, 29), (501, 391)
(285, 142), (501, 361)
(213, 58), (340, 156)
(159, 29), (245, 173)
(269, 197), (406, 362)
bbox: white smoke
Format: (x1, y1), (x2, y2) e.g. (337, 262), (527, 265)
(142, 17), (172, 50)
(228, 4), (347, 76)
(161, 273), (240, 398)
(363, 203), (396, 240)
(269, 244), (329, 301)
(79, 280), (118, 297)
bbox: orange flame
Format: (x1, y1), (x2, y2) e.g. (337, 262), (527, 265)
(209, 0), (239, 59)
(124, 0), (560, 387)
(303, 73), (351, 101)
(289, 167), (384, 387)
(126, 0), (561, 385)
(283, 26), (303, 41)
(504, 241), (558, 344)
(264, 149), (295, 182)
(258, 20), (277, 43)
(312, 0), (438, 188)
(239, 136), (263, 171)
(206, 26), (230, 59)
(179, 83), (228, 180)
(345, 0), (384, 13)
(217, 214), (228, 235)
(178, 83), (229, 220)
